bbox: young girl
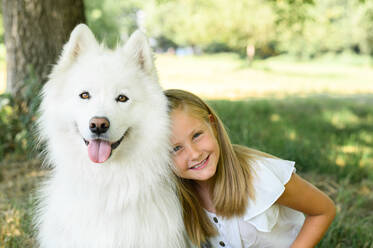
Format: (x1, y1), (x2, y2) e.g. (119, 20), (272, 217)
(165, 89), (336, 248)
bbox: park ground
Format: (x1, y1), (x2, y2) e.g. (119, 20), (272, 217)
(2, 52), (373, 97)
(1, 53), (373, 247)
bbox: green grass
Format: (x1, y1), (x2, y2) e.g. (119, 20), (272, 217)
(157, 53), (373, 99)
(209, 96), (373, 182)
(0, 160), (42, 248)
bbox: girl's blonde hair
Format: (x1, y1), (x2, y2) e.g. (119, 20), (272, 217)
(165, 89), (275, 246)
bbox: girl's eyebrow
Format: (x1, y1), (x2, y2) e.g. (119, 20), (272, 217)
(172, 124), (205, 146)
(188, 125), (205, 138)
(172, 141), (180, 147)
(171, 138), (180, 147)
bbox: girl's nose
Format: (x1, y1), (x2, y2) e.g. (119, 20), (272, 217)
(187, 144), (201, 161)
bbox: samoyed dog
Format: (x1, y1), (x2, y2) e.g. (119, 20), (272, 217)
(35, 24), (188, 247)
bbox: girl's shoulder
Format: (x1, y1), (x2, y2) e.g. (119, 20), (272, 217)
(243, 157), (301, 232)
(250, 156), (296, 186)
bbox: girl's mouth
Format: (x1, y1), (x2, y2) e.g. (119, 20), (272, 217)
(190, 155), (210, 170)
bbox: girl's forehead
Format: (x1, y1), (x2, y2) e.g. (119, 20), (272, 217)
(170, 110), (209, 140)
(171, 109), (204, 127)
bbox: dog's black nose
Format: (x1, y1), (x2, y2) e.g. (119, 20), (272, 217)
(89, 117), (110, 135)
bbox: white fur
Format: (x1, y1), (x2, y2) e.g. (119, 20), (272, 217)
(35, 24), (189, 248)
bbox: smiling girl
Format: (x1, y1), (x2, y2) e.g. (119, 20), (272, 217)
(165, 89), (336, 248)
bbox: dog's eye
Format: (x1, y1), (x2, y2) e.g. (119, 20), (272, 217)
(116, 94), (129, 103)
(79, 92), (90, 100)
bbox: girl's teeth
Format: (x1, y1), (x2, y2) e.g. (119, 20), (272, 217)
(191, 158), (207, 169)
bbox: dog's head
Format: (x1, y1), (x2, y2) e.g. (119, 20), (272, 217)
(39, 24), (169, 165)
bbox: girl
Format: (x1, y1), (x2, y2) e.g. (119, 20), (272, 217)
(165, 89), (336, 248)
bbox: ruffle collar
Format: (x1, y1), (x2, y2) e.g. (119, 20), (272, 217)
(243, 157), (295, 232)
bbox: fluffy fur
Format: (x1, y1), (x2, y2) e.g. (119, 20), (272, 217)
(35, 24), (188, 247)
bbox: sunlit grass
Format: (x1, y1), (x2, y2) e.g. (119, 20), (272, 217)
(156, 53), (373, 99)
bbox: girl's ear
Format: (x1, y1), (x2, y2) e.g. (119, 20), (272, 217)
(208, 114), (215, 124)
(208, 114), (219, 138)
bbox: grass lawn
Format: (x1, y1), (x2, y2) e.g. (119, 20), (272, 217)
(1, 53), (373, 247)
(156, 53), (373, 99)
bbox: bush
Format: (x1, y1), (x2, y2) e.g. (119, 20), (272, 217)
(0, 75), (42, 160)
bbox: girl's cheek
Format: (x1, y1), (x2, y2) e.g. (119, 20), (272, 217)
(171, 159), (182, 176)
(173, 167), (182, 177)
(173, 155), (185, 170)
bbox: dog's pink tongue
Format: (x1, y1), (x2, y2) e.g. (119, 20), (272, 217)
(88, 140), (111, 163)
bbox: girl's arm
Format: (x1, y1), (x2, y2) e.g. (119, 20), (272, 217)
(276, 173), (336, 248)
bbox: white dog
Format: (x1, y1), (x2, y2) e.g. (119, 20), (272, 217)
(35, 24), (188, 247)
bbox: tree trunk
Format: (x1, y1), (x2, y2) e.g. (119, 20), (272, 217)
(2, 0), (86, 97)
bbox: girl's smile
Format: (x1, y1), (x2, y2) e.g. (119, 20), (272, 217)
(190, 155), (210, 170)
(170, 109), (220, 182)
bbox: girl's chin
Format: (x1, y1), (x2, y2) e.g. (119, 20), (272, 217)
(195, 166), (217, 182)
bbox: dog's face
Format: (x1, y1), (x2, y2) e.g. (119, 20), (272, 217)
(40, 25), (166, 165)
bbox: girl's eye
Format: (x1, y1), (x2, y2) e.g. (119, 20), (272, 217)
(79, 91), (90, 100)
(173, 145), (182, 153)
(116, 94), (129, 103)
(193, 132), (202, 139)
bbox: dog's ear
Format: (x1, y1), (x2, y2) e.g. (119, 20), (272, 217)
(123, 30), (155, 75)
(57, 24), (98, 70)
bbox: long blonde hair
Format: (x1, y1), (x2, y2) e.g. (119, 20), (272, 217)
(165, 89), (275, 246)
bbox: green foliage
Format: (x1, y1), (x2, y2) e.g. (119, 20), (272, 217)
(273, 0), (373, 58)
(263, 0), (373, 58)
(145, 0), (276, 55)
(84, 0), (146, 48)
(144, 0), (373, 58)
(69, 0), (373, 58)
(0, 43), (5, 61)
(0, 71), (42, 160)
(358, 0), (373, 55)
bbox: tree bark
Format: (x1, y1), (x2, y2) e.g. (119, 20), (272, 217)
(2, 0), (86, 97)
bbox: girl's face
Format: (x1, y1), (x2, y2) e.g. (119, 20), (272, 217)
(170, 109), (220, 182)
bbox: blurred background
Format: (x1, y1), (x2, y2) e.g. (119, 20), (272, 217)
(0, 0), (372, 247)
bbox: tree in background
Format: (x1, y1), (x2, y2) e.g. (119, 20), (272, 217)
(2, 0), (85, 97)
(273, 0), (373, 58)
(0, 0), (85, 156)
(145, 0), (373, 58)
(84, 0), (143, 48)
(145, 0), (276, 56)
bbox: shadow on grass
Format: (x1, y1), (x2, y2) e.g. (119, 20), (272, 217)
(209, 94), (373, 183)
(210, 94), (373, 247)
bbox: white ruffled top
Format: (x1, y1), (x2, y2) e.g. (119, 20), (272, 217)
(206, 157), (305, 248)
